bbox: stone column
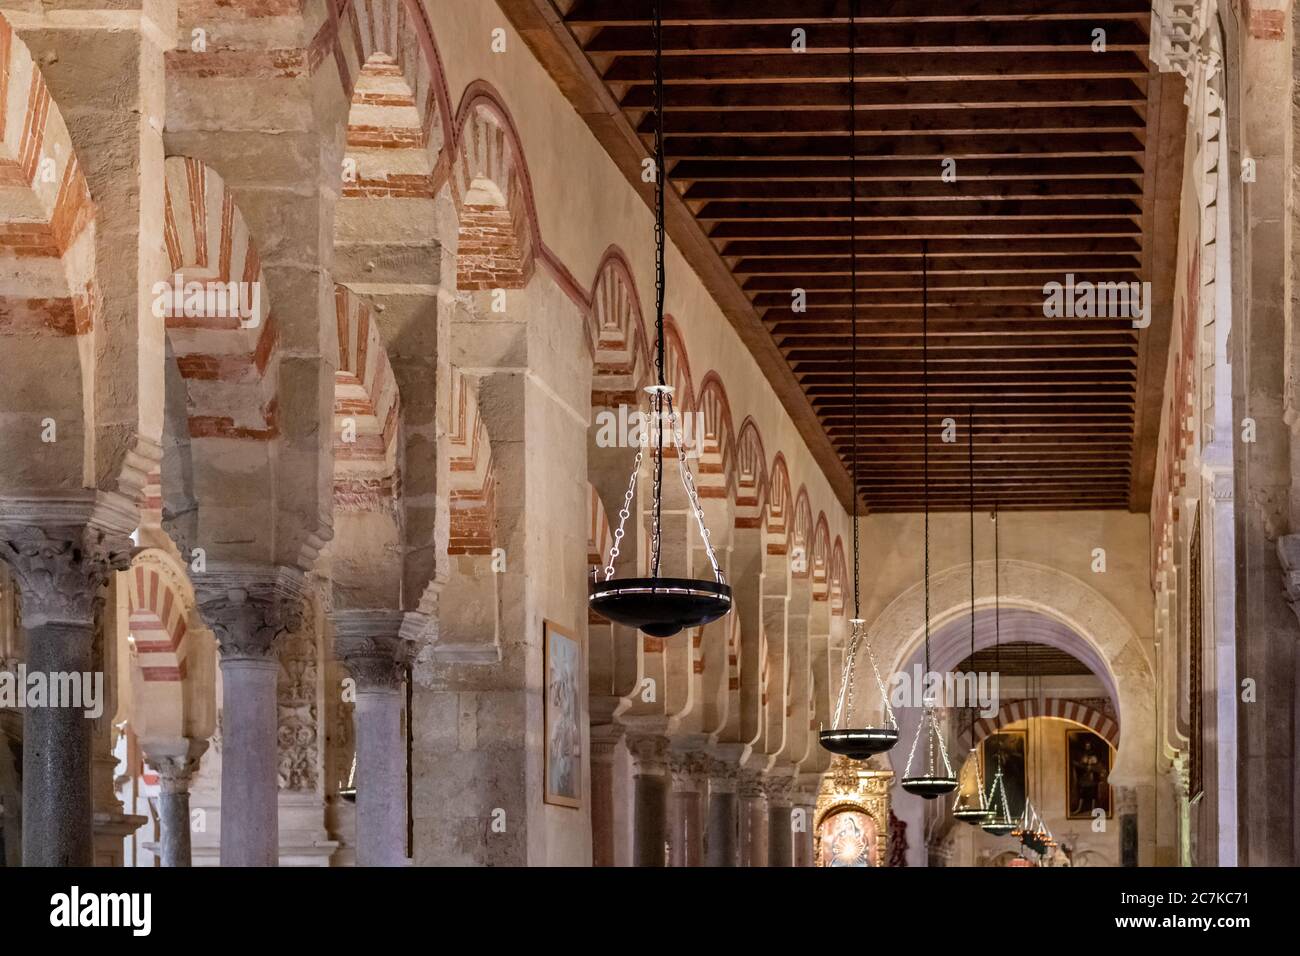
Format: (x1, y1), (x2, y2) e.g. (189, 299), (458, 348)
(332, 610), (409, 867)
(144, 744), (206, 867)
(589, 725), (623, 867)
(629, 736), (669, 866)
(1117, 785), (1139, 868)
(1, 506), (131, 866)
(738, 771), (769, 866)
(668, 751), (707, 867)
(197, 567), (304, 867)
(765, 773), (795, 867)
(704, 758), (740, 866)
(792, 789), (818, 867)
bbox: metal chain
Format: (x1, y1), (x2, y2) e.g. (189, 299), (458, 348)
(833, 618), (897, 730)
(602, 449), (645, 581)
(665, 392), (724, 581)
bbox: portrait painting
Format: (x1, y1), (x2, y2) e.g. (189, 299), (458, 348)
(543, 621), (581, 808)
(817, 809), (878, 867)
(982, 730), (1026, 820)
(1066, 728), (1112, 819)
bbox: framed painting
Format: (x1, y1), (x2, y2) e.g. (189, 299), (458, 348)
(981, 730), (1026, 820)
(817, 808), (879, 867)
(1066, 728), (1112, 819)
(543, 621), (582, 808)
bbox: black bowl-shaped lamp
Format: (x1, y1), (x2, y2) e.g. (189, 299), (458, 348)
(982, 816), (1017, 837)
(818, 727), (899, 760)
(589, 576), (732, 639)
(900, 775), (960, 800)
(953, 804), (994, 825)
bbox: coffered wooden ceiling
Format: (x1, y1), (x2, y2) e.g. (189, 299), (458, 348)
(500, 0), (1183, 513)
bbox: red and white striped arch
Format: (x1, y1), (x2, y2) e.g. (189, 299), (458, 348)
(829, 537), (848, 616)
(333, 284), (400, 507)
(734, 417), (768, 530)
(790, 486), (814, 579)
(589, 248), (650, 408)
(451, 88), (538, 290)
(695, 372), (736, 500)
(660, 316), (695, 419)
(447, 366), (495, 555)
(765, 453), (792, 556)
(125, 556), (195, 683)
(810, 513), (831, 600)
(971, 697), (1119, 751)
(162, 156), (278, 441)
(586, 481), (612, 572)
(0, 13), (97, 336)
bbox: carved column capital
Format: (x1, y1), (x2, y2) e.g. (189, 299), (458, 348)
(668, 750), (710, 792)
(331, 609), (409, 691)
(195, 564), (306, 660)
(627, 734), (669, 776)
(762, 772), (796, 808)
(738, 770), (767, 801)
(706, 757), (741, 794)
(0, 496), (134, 628)
(146, 745), (208, 795)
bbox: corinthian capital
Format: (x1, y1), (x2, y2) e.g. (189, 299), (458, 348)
(0, 494), (134, 628)
(195, 564), (305, 660)
(331, 609), (409, 691)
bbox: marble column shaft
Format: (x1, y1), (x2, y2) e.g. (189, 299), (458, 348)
(2, 514), (131, 867)
(668, 752), (708, 867)
(333, 610), (409, 868)
(738, 772), (768, 867)
(197, 568), (304, 867)
(148, 749), (205, 868)
(705, 759), (740, 867)
(630, 737), (669, 867)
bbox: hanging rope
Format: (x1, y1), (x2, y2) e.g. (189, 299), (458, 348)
(922, 238), (931, 679)
(968, 404), (976, 745)
(650, 0), (666, 578)
(849, 0), (860, 620)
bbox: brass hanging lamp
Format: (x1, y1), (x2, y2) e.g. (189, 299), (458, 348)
(981, 506), (1017, 836)
(589, 0), (731, 638)
(819, 2), (899, 760)
(953, 407), (993, 823)
(899, 240), (959, 800)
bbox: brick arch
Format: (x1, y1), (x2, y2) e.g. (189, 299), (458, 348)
(589, 247), (651, 407)
(734, 417), (768, 529)
(0, 13), (99, 489)
(695, 372), (736, 499)
(162, 156), (278, 441)
(829, 536), (848, 616)
(446, 366), (495, 555)
(586, 480), (612, 572)
(766, 453), (792, 555)
(660, 316), (695, 416)
(811, 513), (832, 599)
(970, 697), (1119, 752)
(451, 84), (540, 290)
(126, 552), (196, 684)
(333, 284), (400, 509)
(790, 486), (814, 579)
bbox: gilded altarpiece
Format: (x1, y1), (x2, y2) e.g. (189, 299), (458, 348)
(813, 756), (892, 867)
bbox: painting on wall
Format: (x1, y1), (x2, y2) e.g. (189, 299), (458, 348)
(543, 621), (582, 808)
(1066, 728), (1112, 819)
(982, 730), (1026, 819)
(817, 809), (879, 867)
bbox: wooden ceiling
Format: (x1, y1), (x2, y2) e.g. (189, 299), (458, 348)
(501, 0), (1183, 513)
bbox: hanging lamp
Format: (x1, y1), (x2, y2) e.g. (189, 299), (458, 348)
(953, 407), (993, 823)
(589, 0), (731, 638)
(900, 240), (959, 800)
(819, 2), (899, 760)
(981, 506), (1017, 836)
